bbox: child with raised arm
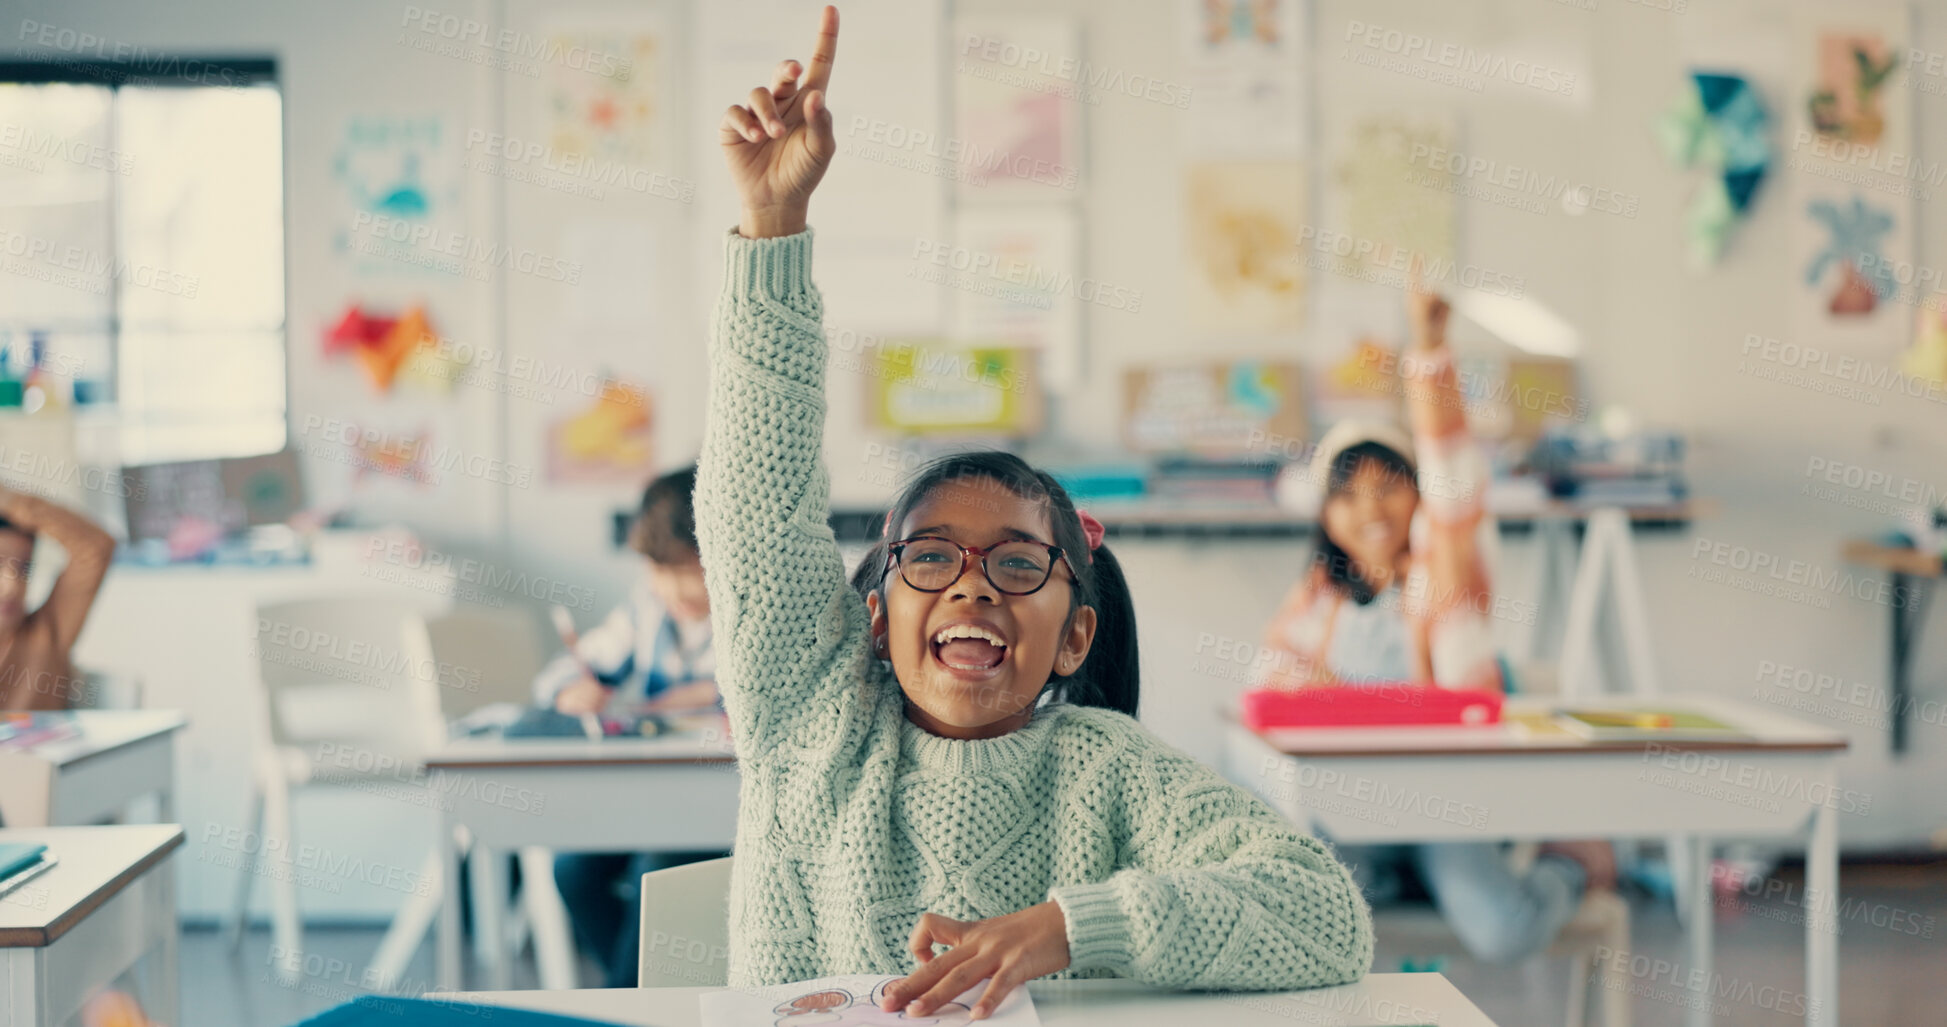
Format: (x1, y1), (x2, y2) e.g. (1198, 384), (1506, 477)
(1255, 282), (1616, 965)
(698, 8), (1371, 1018)
(0, 487), (115, 710)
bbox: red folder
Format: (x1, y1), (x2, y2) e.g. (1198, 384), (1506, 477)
(1240, 684), (1502, 730)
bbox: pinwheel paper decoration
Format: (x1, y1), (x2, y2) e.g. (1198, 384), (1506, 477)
(322, 302), (461, 393)
(1804, 193), (1895, 316)
(1656, 72), (1771, 267)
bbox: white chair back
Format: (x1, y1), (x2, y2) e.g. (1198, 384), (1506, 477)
(638, 856), (735, 988)
(253, 596), (446, 774)
(418, 605), (548, 718)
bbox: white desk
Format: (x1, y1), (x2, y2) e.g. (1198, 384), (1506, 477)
(425, 729), (740, 991)
(1226, 695), (1848, 1027)
(0, 711), (185, 827)
(454, 975), (1499, 1026)
(0, 825), (184, 1027)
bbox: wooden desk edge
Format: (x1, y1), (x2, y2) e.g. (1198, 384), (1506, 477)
(54, 715), (187, 770)
(0, 826), (185, 948)
(1843, 539), (1945, 577)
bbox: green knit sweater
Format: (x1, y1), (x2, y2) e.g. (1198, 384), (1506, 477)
(696, 228), (1374, 991)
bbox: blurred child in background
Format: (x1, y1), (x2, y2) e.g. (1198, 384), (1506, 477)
(0, 486), (115, 711)
(1256, 279), (1615, 966)
(536, 464), (726, 986)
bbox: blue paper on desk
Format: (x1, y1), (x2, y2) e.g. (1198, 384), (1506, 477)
(0, 842), (47, 881)
(292, 996), (629, 1027)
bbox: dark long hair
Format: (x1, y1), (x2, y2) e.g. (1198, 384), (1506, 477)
(848, 451), (1139, 718)
(1313, 441), (1418, 606)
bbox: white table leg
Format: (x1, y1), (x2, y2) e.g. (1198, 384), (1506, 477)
(370, 849), (443, 988)
(1806, 799), (1839, 1027)
(1684, 836), (1713, 1027)
(474, 845), (511, 991)
(437, 820), (464, 991)
(518, 846), (580, 990)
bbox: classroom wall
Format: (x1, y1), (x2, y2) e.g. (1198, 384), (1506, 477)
(10, 0), (1947, 929)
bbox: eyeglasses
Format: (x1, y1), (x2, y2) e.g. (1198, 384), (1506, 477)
(885, 535), (1074, 597)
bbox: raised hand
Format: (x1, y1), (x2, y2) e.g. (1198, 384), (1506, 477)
(721, 5), (839, 239)
(1406, 255), (1451, 352)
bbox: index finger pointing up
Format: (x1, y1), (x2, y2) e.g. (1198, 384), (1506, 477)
(804, 5), (839, 94)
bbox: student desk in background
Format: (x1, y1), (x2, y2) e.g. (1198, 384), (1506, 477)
(1842, 539), (1941, 754)
(0, 711), (185, 827)
(424, 729), (739, 992)
(0, 825), (184, 1027)
(454, 975), (1499, 1026)
(1226, 695), (1848, 1027)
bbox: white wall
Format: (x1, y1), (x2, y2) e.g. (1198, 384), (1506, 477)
(10, 0), (1947, 930)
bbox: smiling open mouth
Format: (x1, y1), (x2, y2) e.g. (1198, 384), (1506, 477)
(932, 624), (1009, 671)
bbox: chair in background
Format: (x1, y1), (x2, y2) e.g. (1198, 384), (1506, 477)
(637, 856), (735, 988)
(1550, 889), (1632, 1027)
(230, 596), (448, 981)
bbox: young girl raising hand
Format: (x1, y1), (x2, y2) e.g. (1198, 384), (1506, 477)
(698, 8), (1372, 1018)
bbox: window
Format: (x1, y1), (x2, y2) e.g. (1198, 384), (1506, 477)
(0, 59), (285, 464)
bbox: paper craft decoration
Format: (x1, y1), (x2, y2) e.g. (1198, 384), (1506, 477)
(1184, 162), (1305, 332)
(547, 379), (655, 483)
(323, 303), (459, 393)
(1803, 193), (1896, 316)
(543, 22), (665, 166)
(699, 974), (1039, 1027)
(952, 16), (1083, 199)
(1329, 113), (1457, 276)
(1903, 306), (1947, 384)
(1656, 72), (1771, 267)
(1123, 360), (1305, 455)
(868, 342), (1043, 436)
(1806, 31), (1899, 145)
(1181, 0), (1306, 156)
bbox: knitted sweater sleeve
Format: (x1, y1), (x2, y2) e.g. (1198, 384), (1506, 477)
(696, 228), (872, 754)
(1048, 726), (1374, 990)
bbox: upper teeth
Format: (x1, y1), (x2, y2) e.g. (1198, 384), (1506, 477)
(934, 624), (1006, 647)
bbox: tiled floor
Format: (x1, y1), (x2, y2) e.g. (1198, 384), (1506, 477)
(186, 863), (1945, 1027)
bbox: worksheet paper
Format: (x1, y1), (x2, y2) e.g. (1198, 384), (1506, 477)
(700, 974), (1041, 1027)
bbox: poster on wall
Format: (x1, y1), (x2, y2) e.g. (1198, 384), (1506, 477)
(547, 379), (655, 483)
(1122, 360), (1306, 456)
(329, 115), (460, 274)
(946, 207), (1081, 391)
(1183, 161), (1306, 333)
(540, 18), (667, 168)
(867, 341), (1044, 436)
(1326, 111), (1457, 279)
(952, 15), (1085, 200)
(1180, 0), (1308, 156)
(1787, 4), (1913, 352)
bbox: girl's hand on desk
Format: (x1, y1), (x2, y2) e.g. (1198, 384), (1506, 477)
(884, 902), (1070, 1020)
(721, 5), (839, 238)
(554, 677), (608, 716)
